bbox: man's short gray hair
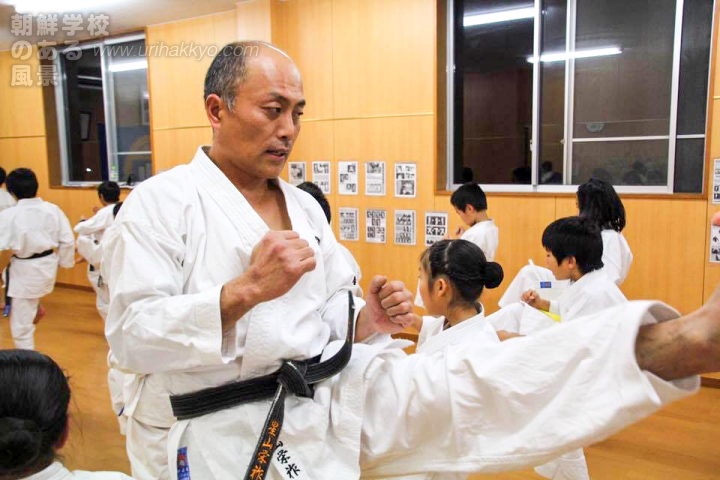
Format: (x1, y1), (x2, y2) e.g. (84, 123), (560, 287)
(203, 41), (264, 111)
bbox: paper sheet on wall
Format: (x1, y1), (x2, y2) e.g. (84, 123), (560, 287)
(395, 162), (417, 198)
(365, 161), (386, 196)
(394, 210), (416, 245)
(711, 225), (720, 263)
(312, 161), (331, 194)
(713, 159), (720, 204)
(339, 161), (359, 195)
(424, 212), (448, 246)
(366, 209), (387, 244)
(288, 162), (306, 186)
(339, 207), (359, 241)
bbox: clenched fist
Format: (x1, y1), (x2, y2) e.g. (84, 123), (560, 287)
(220, 230), (316, 329)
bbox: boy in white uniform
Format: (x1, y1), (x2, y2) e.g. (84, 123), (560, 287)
(74, 181), (121, 320)
(489, 217), (627, 479)
(0, 167), (16, 213)
(0, 169), (74, 349)
(499, 178), (631, 307)
(416, 182), (498, 308)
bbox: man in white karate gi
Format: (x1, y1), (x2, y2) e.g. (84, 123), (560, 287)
(103, 41), (720, 480)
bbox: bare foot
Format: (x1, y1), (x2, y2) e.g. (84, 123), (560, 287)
(693, 287), (720, 373)
(33, 305), (46, 325)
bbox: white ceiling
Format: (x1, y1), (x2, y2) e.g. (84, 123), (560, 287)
(0, 0), (239, 50)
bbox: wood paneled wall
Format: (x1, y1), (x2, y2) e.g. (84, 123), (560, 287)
(0, 0), (716, 316)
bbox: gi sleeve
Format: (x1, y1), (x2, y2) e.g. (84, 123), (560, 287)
(359, 301), (699, 477)
(56, 208), (75, 269)
(74, 207), (111, 235)
(103, 219), (226, 374)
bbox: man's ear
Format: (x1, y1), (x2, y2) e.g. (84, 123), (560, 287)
(205, 94), (225, 131)
(465, 205), (476, 215)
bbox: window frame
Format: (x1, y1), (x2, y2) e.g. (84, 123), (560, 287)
(53, 32), (149, 188)
(445, 0), (715, 194)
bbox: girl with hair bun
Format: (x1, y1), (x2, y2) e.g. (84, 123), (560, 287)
(0, 349), (132, 479)
(414, 239), (504, 353)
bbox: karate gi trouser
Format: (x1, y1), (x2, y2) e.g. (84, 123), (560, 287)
(108, 367), (127, 435)
(8, 297), (39, 349)
(126, 417), (171, 480)
(534, 449), (589, 480)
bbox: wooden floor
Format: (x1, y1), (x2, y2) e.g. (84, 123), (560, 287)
(2, 287), (719, 479)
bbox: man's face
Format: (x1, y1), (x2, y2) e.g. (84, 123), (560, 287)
(545, 248), (572, 280)
(214, 49), (306, 180)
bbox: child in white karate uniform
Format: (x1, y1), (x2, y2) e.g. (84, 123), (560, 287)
(0, 169), (74, 349)
(74, 182), (121, 321)
(0, 349), (132, 479)
(499, 178), (632, 308)
(489, 216), (627, 480)
(416, 183), (498, 309)
(408, 239), (503, 479)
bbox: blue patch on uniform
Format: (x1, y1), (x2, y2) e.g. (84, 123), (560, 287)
(540, 281), (552, 289)
(177, 447), (191, 480)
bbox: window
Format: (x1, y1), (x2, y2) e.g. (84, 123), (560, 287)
(54, 34), (152, 186)
(447, 0), (714, 193)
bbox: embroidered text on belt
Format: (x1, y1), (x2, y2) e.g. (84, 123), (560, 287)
(169, 291), (356, 480)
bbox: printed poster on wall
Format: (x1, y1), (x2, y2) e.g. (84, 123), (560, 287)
(394, 162), (417, 198)
(394, 210), (416, 246)
(366, 209), (387, 244)
(339, 161), (359, 195)
(339, 208), (359, 241)
(713, 159), (720, 204)
(424, 212), (448, 246)
(288, 162), (306, 186)
(365, 161), (386, 196)
(312, 161), (331, 194)
(711, 225), (720, 263)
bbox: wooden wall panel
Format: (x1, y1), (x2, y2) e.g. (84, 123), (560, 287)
(146, 11), (237, 131)
(474, 196), (557, 314)
(331, 0), (435, 118)
(0, 51), (46, 138)
(333, 116), (435, 296)
(152, 127), (213, 173)
(237, 0), (272, 41)
(621, 198), (706, 313)
(272, 0), (334, 120)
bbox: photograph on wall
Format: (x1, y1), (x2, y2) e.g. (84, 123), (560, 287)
(366, 209), (387, 244)
(394, 210), (416, 246)
(312, 161), (331, 194)
(339, 161), (359, 195)
(424, 211), (448, 246)
(339, 208), (359, 241)
(365, 161), (386, 196)
(289, 161), (306, 186)
(394, 162), (417, 198)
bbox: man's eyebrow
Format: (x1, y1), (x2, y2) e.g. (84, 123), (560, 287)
(268, 92), (306, 108)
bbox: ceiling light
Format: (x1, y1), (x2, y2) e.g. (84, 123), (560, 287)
(464, 7), (535, 27)
(108, 60), (148, 73)
(527, 47), (622, 63)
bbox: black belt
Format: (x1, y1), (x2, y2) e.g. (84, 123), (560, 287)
(4, 250), (54, 311)
(170, 291), (356, 480)
(13, 249), (54, 260)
